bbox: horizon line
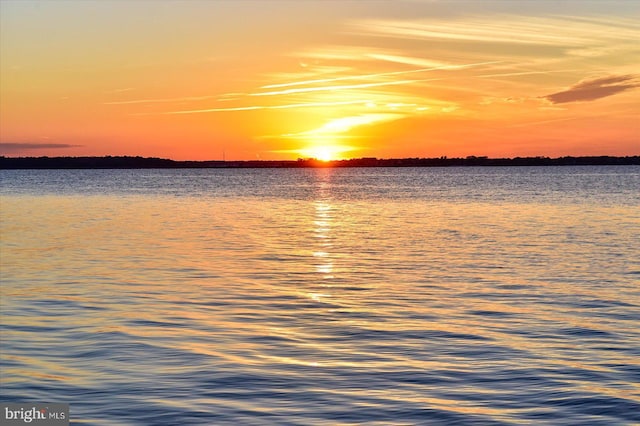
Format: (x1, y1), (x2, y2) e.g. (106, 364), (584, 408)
(1, 154), (638, 170)
(1, 154), (640, 161)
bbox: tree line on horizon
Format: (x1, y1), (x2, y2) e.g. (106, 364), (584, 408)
(0, 155), (639, 169)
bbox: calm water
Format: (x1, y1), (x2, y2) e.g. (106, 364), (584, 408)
(1, 166), (639, 425)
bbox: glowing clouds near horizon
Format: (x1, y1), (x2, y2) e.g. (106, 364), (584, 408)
(102, 13), (638, 159)
(279, 113), (404, 160)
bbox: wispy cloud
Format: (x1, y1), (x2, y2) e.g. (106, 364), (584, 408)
(297, 113), (403, 135)
(118, 61), (486, 115)
(296, 45), (387, 61)
(261, 66), (430, 90)
(544, 74), (639, 104)
(261, 60), (496, 90)
(274, 113), (405, 145)
(161, 100), (372, 115)
(250, 79), (423, 97)
(350, 16), (638, 47)
(365, 53), (452, 68)
(478, 69), (578, 79)
(0, 143), (82, 153)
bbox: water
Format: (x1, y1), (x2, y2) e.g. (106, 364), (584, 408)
(1, 166), (639, 425)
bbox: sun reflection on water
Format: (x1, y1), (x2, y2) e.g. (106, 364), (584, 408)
(312, 171), (336, 280)
(306, 171), (339, 312)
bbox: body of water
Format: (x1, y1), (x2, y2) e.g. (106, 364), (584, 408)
(1, 166), (639, 425)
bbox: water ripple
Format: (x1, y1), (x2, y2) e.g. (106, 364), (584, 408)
(1, 167), (639, 425)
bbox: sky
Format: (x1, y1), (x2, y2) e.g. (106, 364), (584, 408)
(1, 0), (638, 161)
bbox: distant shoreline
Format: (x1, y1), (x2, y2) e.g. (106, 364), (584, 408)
(1, 155), (639, 169)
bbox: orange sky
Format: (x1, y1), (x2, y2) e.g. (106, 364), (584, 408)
(1, 0), (638, 160)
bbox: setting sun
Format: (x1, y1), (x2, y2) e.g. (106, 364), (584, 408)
(298, 145), (354, 161)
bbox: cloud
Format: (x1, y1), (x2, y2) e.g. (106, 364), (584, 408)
(350, 18), (590, 46)
(365, 54), (453, 68)
(544, 74), (639, 104)
(0, 143), (82, 153)
(161, 100), (371, 115)
(350, 16), (640, 48)
(250, 79), (422, 97)
(478, 69), (577, 79)
(260, 60), (496, 90)
(275, 113), (407, 143)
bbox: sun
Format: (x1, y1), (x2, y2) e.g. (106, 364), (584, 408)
(298, 145), (354, 161)
(310, 147), (334, 162)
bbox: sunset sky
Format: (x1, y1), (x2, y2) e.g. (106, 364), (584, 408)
(1, 0), (638, 160)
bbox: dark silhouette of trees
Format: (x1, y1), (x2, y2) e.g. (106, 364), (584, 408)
(1, 155), (638, 169)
